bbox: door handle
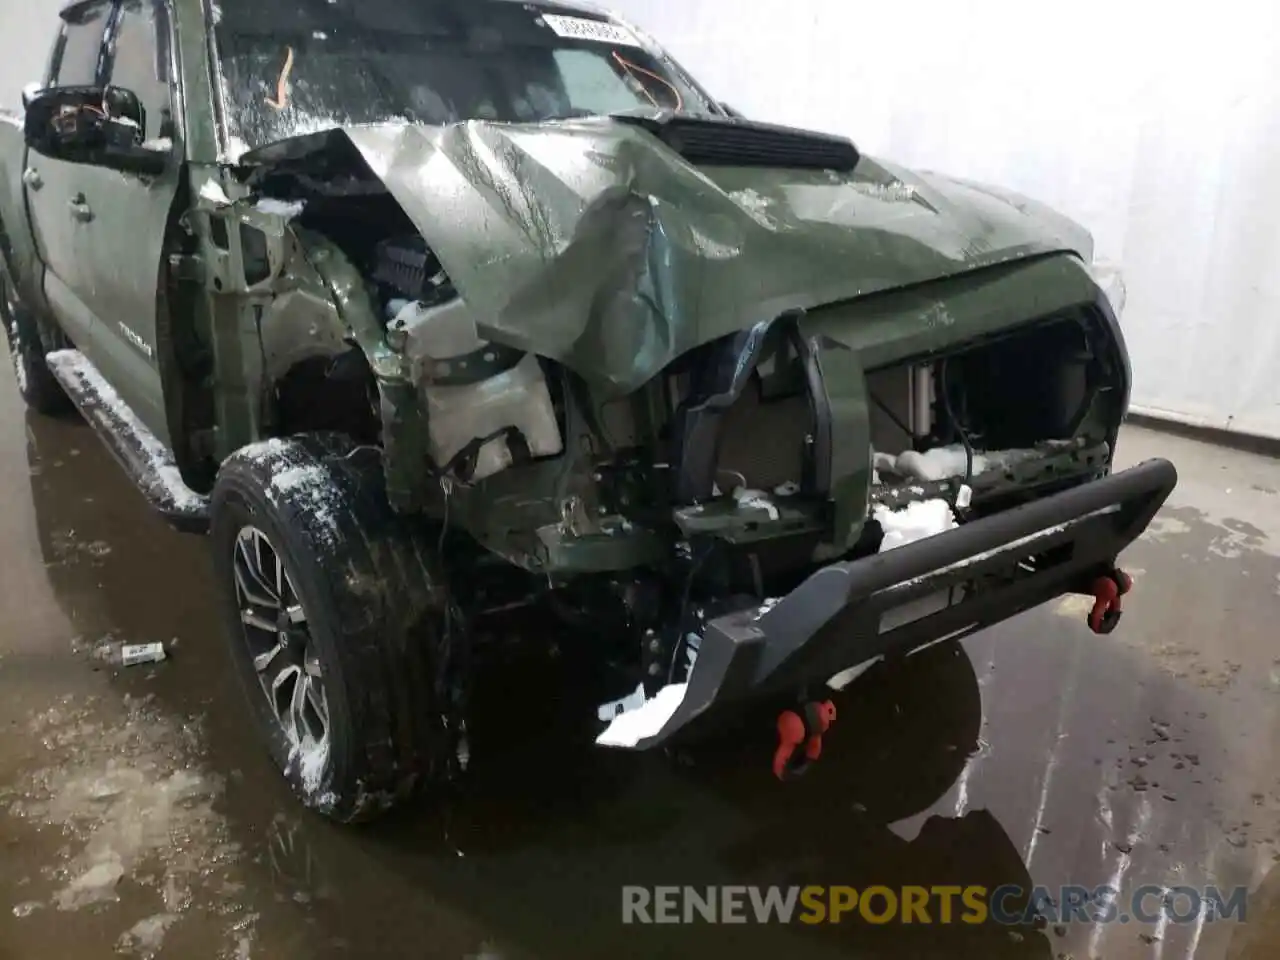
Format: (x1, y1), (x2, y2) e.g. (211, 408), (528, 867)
(68, 195), (94, 223)
(22, 168), (42, 190)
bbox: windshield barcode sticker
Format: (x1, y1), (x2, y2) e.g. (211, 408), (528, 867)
(540, 14), (642, 47)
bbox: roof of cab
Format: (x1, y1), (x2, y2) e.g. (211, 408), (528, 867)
(59, 0), (614, 19)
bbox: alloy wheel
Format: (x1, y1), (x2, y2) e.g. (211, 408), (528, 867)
(232, 526), (330, 770)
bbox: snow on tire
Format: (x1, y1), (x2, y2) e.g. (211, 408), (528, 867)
(209, 433), (466, 823)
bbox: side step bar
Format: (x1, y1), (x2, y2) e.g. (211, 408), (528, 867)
(46, 350), (210, 534)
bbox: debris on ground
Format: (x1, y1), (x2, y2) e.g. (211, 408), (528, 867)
(84, 639), (168, 668)
(120, 643), (167, 667)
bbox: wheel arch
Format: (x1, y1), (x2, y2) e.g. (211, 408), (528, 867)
(262, 228), (432, 510)
(260, 228), (381, 442)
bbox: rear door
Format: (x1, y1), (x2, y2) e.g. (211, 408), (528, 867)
(25, 0), (112, 350)
(71, 0), (182, 444)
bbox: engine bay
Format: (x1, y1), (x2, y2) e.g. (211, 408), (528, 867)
(229, 132), (1125, 586)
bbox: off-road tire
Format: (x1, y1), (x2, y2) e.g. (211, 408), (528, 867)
(210, 433), (466, 823)
(0, 261), (72, 416)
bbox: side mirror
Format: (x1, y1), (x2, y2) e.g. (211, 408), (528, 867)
(23, 85), (166, 176)
(21, 82), (42, 110)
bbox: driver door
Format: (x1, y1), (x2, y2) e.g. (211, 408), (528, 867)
(25, 0), (112, 353)
(66, 0), (182, 446)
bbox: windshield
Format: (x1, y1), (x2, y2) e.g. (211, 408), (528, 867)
(211, 0), (719, 152)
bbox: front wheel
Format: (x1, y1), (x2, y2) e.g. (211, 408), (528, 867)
(210, 434), (467, 823)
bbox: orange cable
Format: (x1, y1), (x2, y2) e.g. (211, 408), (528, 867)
(612, 51), (683, 112)
(265, 46), (295, 110)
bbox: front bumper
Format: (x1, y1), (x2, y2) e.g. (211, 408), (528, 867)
(606, 458), (1177, 750)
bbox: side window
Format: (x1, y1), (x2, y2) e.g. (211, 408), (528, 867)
(104, 0), (175, 144)
(49, 1), (112, 87)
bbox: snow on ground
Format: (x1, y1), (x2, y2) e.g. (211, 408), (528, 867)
(3, 694), (254, 953)
(117, 913), (179, 955)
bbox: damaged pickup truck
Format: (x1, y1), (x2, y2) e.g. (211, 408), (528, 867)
(0, 0), (1176, 821)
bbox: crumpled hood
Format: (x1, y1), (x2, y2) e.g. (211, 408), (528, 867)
(332, 118), (1092, 392)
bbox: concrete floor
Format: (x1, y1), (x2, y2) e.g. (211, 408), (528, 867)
(0, 367), (1277, 960)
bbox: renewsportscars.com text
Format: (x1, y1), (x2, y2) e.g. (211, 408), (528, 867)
(621, 884), (1247, 926)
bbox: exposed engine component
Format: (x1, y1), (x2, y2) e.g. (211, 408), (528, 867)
(371, 234), (455, 308)
(366, 232), (565, 483)
(389, 298), (564, 483)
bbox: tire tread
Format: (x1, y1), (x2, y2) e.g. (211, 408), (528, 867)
(211, 434), (460, 823)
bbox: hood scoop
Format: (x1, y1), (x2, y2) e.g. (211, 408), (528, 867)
(612, 112), (860, 173)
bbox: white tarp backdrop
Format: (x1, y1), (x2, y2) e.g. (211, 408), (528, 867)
(0, 1), (60, 112)
(610, 0), (1280, 440)
(4, 1), (1277, 438)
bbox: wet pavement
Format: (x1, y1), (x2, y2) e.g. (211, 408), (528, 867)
(0, 360), (1278, 960)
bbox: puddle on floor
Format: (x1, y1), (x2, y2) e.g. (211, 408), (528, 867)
(1, 691), (256, 957)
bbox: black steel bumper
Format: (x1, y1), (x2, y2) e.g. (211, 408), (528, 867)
(606, 458), (1178, 750)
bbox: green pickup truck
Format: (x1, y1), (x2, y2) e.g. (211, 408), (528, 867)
(0, 0), (1176, 822)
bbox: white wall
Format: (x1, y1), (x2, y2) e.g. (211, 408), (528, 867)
(0, 0), (62, 111)
(4, 1), (1277, 437)
(613, 0), (1280, 440)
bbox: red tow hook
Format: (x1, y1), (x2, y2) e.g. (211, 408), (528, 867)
(1088, 568), (1133, 635)
(773, 700), (837, 781)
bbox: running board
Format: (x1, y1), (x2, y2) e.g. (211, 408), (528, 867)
(46, 350), (210, 534)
